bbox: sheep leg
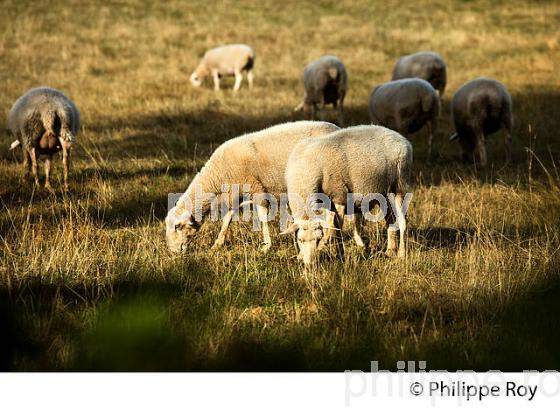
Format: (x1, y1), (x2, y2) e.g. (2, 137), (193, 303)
(212, 70), (220, 91)
(317, 209), (336, 250)
(351, 212), (369, 248)
(476, 132), (487, 167)
(247, 70), (254, 90)
(256, 203), (272, 253)
(333, 203), (345, 257)
(302, 104), (312, 120)
(504, 131), (512, 166)
(233, 69), (243, 92)
(426, 120), (434, 163)
(308, 104), (316, 121)
(212, 209), (235, 249)
(385, 206), (398, 257)
(62, 143), (70, 191)
(29, 148), (40, 187)
(44, 155), (52, 189)
(394, 193), (407, 258)
(317, 100), (326, 121)
(22, 149), (30, 178)
(337, 95), (345, 127)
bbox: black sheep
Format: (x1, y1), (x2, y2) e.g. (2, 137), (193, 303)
(449, 78), (513, 167)
(296, 56), (348, 126)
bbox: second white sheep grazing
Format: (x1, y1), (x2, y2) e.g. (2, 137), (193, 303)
(165, 121), (340, 253)
(282, 125), (413, 265)
(190, 44), (255, 92)
(369, 78), (439, 162)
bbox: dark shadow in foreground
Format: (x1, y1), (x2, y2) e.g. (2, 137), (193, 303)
(2, 266), (560, 371)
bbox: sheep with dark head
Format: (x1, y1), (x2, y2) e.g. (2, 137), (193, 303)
(369, 78), (439, 162)
(392, 51), (447, 96)
(449, 77), (513, 167)
(8, 87), (80, 190)
(296, 56), (348, 126)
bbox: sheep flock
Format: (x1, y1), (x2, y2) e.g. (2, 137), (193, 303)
(7, 45), (514, 266)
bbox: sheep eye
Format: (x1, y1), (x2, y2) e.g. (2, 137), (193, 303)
(174, 224), (183, 231)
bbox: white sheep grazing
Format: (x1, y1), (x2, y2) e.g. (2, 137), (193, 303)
(165, 121), (340, 253)
(282, 125), (413, 265)
(8, 87), (80, 191)
(190, 44), (255, 92)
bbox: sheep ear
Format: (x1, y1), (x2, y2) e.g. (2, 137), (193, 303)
(280, 223), (299, 235)
(449, 133), (459, 142)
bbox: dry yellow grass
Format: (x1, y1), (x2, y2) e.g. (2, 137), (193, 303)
(0, 0), (559, 370)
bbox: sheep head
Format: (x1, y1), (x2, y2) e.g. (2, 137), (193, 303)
(449, 132), (477, 162)
(190, 72), (203, 87)
(165, 205), (200, 253)
(281, 219), (328, 265)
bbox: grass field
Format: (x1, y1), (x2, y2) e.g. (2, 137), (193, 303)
(1, 0), (560, 371)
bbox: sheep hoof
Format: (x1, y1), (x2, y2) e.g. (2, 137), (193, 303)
(354, 237), (369, 248)
(211, 240), (224, 251)
(260, 243), (271, 253)
(385, 249), (397, 258)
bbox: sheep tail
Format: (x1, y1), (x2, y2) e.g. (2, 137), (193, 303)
(40, 106), (57, 136)
(327, 67), (339, 81)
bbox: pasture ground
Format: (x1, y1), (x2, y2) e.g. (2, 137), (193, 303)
(1, 0), (560, 370)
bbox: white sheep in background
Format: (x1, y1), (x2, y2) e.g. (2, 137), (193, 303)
(165, 121), (340, 253)
(8, 87), (80, 191)
(296, 56), (348, 126)
(190, 44), (255, 92)
(369, 78), (439, 162)
(282, 125), (413, 265)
